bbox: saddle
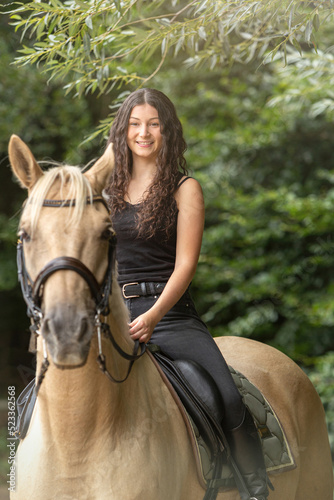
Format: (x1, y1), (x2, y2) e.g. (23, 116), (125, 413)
(146, 345), (250, 500)
(146, 345), (295, 497)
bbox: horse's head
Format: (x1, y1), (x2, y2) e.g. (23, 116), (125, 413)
(9, 135), (116, 368)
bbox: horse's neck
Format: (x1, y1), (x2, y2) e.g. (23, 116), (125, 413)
(35, 305), (139, 448)
(32, 302), (187, 484)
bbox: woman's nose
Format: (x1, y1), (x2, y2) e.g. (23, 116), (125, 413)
(139, 124), (150, 136)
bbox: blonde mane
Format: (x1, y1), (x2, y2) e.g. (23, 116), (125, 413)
(23, 164), (93, 231)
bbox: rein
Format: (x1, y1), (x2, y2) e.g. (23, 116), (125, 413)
(17, 195), (145, 393)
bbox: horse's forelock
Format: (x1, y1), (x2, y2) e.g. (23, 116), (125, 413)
(23, 164), (93, 231)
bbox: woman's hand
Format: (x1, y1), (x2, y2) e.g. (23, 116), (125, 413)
(129, 311), (157, 343)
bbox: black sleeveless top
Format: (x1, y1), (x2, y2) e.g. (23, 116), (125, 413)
(112, 176), (191, 285)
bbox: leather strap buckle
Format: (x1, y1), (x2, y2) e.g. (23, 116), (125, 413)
(122, 282), (140, 299)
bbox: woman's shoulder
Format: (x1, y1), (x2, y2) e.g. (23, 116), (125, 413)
(175, 175), (204, 209)
(176, 174), (202, 191)
(177, 173), (191, 187)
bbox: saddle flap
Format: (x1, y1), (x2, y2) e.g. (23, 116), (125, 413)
(153, 351), (223, 455)
(173, 359), (224, 424)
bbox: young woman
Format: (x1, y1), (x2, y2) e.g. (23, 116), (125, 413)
(104, 88), (270, 500)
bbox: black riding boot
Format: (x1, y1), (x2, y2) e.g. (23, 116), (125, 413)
(226, 408), (271, 500)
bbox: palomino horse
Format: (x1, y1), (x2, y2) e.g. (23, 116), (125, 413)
(9, 135), (333, 500)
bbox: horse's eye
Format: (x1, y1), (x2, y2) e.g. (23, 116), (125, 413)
(18, 229), (31, 243)
(101, 228), (114, 241)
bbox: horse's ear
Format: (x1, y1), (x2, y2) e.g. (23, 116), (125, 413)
(84, 143), (115, 193)
(8, 135), (43, 190)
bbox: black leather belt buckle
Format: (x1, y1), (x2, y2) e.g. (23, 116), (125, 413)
(122, 282), (140, 299)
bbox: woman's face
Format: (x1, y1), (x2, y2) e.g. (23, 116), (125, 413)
(126, 103), (163, 164)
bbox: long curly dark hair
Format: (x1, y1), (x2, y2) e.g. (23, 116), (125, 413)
(105, 88), (188, 239)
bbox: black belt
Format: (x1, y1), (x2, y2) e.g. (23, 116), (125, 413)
(121, 282), (166, 299)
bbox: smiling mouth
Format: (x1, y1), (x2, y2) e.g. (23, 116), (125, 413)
(136, 141), (154, 146)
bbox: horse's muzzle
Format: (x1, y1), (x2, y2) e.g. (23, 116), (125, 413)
(41, 305), (94, 368)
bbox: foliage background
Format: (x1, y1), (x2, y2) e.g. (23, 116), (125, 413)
(0, 0), (333, 486)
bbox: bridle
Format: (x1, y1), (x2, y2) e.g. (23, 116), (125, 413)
(17, 194), (145, 394)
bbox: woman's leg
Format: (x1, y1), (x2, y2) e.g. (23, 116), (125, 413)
(127, 293), (244, 429)
(127, 293), (270, 499)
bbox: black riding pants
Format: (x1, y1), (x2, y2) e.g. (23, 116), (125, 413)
(125, 290), (245, 430)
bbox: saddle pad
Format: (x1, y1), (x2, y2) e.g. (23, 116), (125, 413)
(191, 366), (296, 491)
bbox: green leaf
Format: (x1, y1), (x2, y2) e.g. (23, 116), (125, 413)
(114, 0), (122, 13)
(50, 0), (65, 7)
(85, 16), (93, 30)
(288, 4), (294, 30)
(313, 13), (320, 32)
(210, 54), (217, 70)
(174, 35), (184, 56)
(292, 37), (302, 56)
(74, 0), (89, 9)
(310, 33), (318, 53)
(157, 18), (171, 27)
(198, 26), (207, 41)
(69, 20), (79, 37)
(83, 32), (91, 55)
(161, 36), (168, 55)
(305, 20), (312, 44)
(36, 20), (46, 40)
(17, 46), (37, 54)
(103, 64), (109, 79)
(30, 2), (53, 10)
(283, 42), (287, 67)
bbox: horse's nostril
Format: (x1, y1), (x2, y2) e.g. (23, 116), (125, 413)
(77, 316), (89, 342)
